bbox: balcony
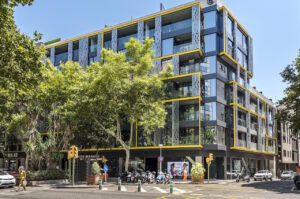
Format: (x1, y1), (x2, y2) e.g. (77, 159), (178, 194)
(162, 18), (192, 35)
(268, 146), (276, 153)
(250, 142), (258, 150)
(179, 63), (201, 75)
(237, 97), (245, 106)
(180, 111), (199, 121)
(249, 104), (257, 113)
(238, 118), (247, 128)
(173, 42), (193, 54)
(165, 86), (193, 100)
(250, 123), (258, 134)
(237, 139), (247, 148)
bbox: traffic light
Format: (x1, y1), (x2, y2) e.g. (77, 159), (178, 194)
(206, 157), (210, 164)
(68, 150), (73, 160)
(102, 155), (107, 164)
(209, 153), (213, 161)
(74, 146), (78, 158)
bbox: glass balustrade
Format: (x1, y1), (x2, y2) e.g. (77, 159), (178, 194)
(237, 97), (245, 106)
(250, 104), (257, 112)
(180, 111), (199, 121)
(54, 52), (68, 66)
(173, 42), (193, 54)
(250, 123), (258, 132)
(237, 139), (246, 148)
(162, 18), (192, 35)
(165, 85), (193, 100)
(250, 142), (258, 150)
(238, 118), (247, 127)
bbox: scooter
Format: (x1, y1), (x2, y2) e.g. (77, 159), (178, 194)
(236, 171), (250, 183)
(156, 171), (165, 184)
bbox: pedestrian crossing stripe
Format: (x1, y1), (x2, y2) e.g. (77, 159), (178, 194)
(121, 185), (127, 192)
(173, 188), (185, 193)
(141, 187), (147, 192)
(153, 186), (167, 193)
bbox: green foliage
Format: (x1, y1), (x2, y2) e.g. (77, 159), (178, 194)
(44, 38), (61, 46)
(91, 162), (100, 176)
(27, 169), (68, 181)
(191, 163), (205, 178)
(279, 50), (300, 135)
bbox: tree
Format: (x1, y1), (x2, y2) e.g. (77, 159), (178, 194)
(0, 0), (45, 168)
(278, 50), (300, 135)
(73, 37), (171, 171)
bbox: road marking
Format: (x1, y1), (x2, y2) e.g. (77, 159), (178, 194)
(291, 186), (295, 191)
(121, 185), (127, 192)
(154, 186), (167, 193)
(173, 188), (185, 193)
(190, 193), (203, 196)
(141, 187), (147, 192)
(102, 187), (108, 191)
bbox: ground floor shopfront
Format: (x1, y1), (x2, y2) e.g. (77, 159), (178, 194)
(60, 147), (276, 182)
(0, 152), (26, 171)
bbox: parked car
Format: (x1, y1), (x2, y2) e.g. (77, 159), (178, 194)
(281, 170), (294, 180)
(293, 173), (300, 190)
(254, 170), (272, 181)
(0, 170), (16, 188)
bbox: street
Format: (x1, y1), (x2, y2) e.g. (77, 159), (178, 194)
(0, 180), (299, 199)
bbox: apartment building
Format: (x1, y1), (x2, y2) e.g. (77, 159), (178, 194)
(0, 0), (277, 180)
(277, 108), (300, 175)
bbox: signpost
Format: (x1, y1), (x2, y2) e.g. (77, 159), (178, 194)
(104, 164), (108, 183)
(206, 153), (214, 184)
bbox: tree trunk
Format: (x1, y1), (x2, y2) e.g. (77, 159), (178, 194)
(124, 148), (130, 172)
(25, 152), (29, 170)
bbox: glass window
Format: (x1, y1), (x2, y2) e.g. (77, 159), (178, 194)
(89, 37), (97, 54)
(227, 39), (233, 57)
(204, 11), (216, 29)
(118, 33), (137, 51)
(203, 126), (216, 144)
(237, 28), (248, 50)
(103, 40), (112, 49)
(226, 17), (233, 36)
(204, 79), (216, 97)
(237, 49), (243, 66)
(204, 34), (216, 53)
(179, 128), (199, 145)
(54, 52), (68, 66)
(179, 104), (199, 121)
(200, 56), (216, 75)
(162, 38), (174, 56)
(89, 56), (97, 65)
(201, 102), (216, 121)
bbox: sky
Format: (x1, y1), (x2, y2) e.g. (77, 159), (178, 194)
(14, 0), (300, 102)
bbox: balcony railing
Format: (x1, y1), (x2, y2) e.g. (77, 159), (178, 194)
(238, 118), (247, 128)
(249, 104), (257, 112)
(180, 111), (199, 121)
(165, 86), (193, 100)
(173, 42), (193, 54)
(250, 123), (258, 132)
(237, 139), (246, 148)
(162, 18), (192, 35)
(179, 63), (201, 74)
(250, 142), (258, 150)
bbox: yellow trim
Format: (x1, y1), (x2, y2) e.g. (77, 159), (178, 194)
(61, 144), (203, 152)
(230, 147), (276, 155)
(46, 2), (201, 48)
(163, 96), (201, 103)
(153, 48), (202, 61)
(231, 103), (265, 119)
(266, 135), (277, 140)
(233, 81), (236, 147)
(161, 72), (202, 80)
(220, 6), (249, 37)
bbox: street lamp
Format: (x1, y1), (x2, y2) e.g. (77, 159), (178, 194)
(159, 144), (163, 173)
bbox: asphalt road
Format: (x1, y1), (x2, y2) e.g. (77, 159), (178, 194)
(0, 180), (299, 199)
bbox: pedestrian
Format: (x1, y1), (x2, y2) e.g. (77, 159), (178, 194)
(16, 166), (26, 192)
(183, 163), (187, 182)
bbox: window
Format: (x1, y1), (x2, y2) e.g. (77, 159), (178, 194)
(88, 56), (97, 65)
(217, 80), (225, 101)
(227, 39), (233, 57)
(162, 38), (174, 56)
(237, 49), (243, 66)
(89, 36), (97, 54)
(236, 28), (248, 50)
(226, 16), (233, 36)
(201, 102), (216, 121)
(200, 56), (216, 75)
(218, 103), (225, 122)
(204, 79), (216, 97)
(203, 126), (216, 144)
(217, 126), (225, 145)
(204, 11), (216, 29)
(179, 128), (199, 145)
(179, 104), (199, 121)
(204, 34), (216, 52)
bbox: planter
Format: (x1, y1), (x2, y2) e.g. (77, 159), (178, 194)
(192, 176), (204, 183)
(87, 175), (100, 185)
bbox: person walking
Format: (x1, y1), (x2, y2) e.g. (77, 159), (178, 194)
(16, 166), (26, 192)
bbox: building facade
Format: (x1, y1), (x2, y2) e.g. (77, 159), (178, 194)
(277, 108), (300, 175)
(1, 0), (277, 179)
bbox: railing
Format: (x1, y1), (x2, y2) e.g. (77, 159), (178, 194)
(173, 42), (193, 54)
(54, 52), (68, 66)
(103, 41), (112, 49)
(165, 86), (193, 100)
(237, 139), (247, 148)
(180, 111), (199, 121)
(249, 104), (257, 112)
(180, 63), (200, 74)
(250, 142), (258, 150)
(238, 118), (247, 128)
(162, 18), (192, 35)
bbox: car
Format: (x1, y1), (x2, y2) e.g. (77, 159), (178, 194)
(0, 170), (16, 188)
(254, 170), (273, 181)
(281, 170), (294, 180)
(294, 173), (300, 190)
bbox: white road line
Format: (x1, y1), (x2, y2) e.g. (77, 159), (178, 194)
(121, 185), (127, 192)
(141, 187), (147, 192)
(154, 186), (167, 193)
(173, 187), (186, 193)
(102, 187), (108, 191)
(190, 193), (203, 196)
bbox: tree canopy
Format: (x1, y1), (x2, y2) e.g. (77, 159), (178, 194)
(278, 50), (300, 135)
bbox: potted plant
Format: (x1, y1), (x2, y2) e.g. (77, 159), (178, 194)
(87, 162), (100, 185)
(191, 163), (205, 183)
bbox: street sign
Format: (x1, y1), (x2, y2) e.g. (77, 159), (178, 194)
(104, 164), (108, 173)
(158, 156), (164, 162)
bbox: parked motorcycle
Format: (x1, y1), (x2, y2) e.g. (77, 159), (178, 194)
(164, 172), (172, 184)
(156, 171), (165, 184)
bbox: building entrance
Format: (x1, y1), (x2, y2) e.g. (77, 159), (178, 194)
(145, 158), (158, 172)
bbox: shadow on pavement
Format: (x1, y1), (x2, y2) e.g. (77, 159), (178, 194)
(242, 180), (300, 194)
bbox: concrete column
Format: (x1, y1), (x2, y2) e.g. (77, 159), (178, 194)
(97, 33), (103, 62)
(154, 16), (162, 58)
(137, 21), (144, 43)
(50, 47), (55, 65)
(79, 38), (89, 69)
(68, 42), (73, 61)
(172, 101), (179, 145)
(192, 5), (200, 49)
(112, 29), (118, 52)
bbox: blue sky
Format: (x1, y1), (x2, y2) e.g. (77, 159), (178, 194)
(14, 0), (300, 102)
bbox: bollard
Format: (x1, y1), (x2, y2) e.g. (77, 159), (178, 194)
(170, 181), (173, 194)
(118, 177), (121, 191)
(99, 179), (102, 190)
(138, 180), (141, 192)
